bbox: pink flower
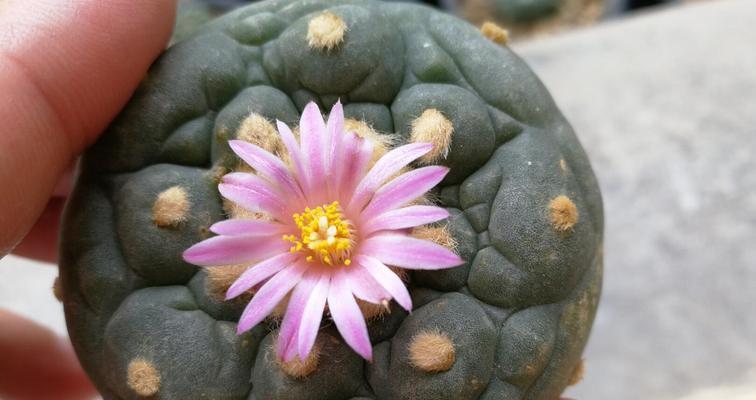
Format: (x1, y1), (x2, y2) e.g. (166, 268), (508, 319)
(183, 102), (463, 362)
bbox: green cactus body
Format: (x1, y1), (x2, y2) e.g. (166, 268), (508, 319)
(173, 0), (217, 44)
(60, 1), (603, 399)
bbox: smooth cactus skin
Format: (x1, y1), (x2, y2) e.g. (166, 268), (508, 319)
(60, 1), (603, 399)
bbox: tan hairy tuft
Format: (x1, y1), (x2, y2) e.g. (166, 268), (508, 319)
(52, 276), (63, 302)
(152, 186), (190, 228)
(345, 118), (395, 162)
(278, 342), (321, 378)
(210, 165), (229, 185)
(206, 264), (249, 300)
(480, 21), (510, 45)
(233, 113), (290, 173)
(127, 358), (161, 397)
(237, 113), (284, 155)
(409, 331), (456, 372)
(568, 358), (586, 386)
(413, 224), (456, 251)
(307, 11), (347, 51)
(410, 109), (454, 164)
(358, 298), (391, 320)
(549, 195), (579, 231)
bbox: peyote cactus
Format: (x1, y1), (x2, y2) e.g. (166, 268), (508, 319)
(60, 1), (603, 399)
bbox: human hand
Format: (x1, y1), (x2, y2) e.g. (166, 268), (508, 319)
(0, 1), (176, 398)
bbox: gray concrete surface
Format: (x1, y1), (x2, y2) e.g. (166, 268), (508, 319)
(677, 369), (756, 400)
(515, 0), (756, 398)
(1, 0), (755, 399)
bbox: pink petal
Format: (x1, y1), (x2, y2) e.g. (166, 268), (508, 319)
(326, 101), (344, 142)
(326, 101), (344, 196)
(228, 140), (304, 200)
(361, 234), (464, 270)
(348, 142), (433, 213)
(336, 132), (373, 199)
(299, 102), (328, 192)
(328, 269), (373, 361)
(209, 219), (286, 236)
(361, 166), (449, 220)
(277, 120), (310, 192)
(297, 272), (331, 360)
(222, 171), (277, 188)
(218, 183), (286, 218)
(345, 264), (390, 304)
(355, 255), (412, 311)
(277, 273), (318, 361)
(225, 252), (299, 300)
(222, 172), (285, 202)
(362, 205), (450, 235)
(237, 261), (307, 333)
(183, 236), (286, 267)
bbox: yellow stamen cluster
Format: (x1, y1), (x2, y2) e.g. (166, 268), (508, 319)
(283, 201), (354, 266)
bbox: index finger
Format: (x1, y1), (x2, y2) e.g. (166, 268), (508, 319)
(0, 0), (177, 259)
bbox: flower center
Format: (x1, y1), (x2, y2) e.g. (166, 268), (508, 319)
(283, 201), (354, 266)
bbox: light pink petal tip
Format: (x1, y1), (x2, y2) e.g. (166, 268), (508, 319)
(277, 275), (318, 361)
(328, 270), (373, 361)
(209, 219), (285, 236)
(237, 262), (307, 333)
(183, 236), (286, 267)
(356, 255), (412, 311)
(326, 101), (344, 138)
(297, 273), (330, 360)
(299, 102), (329, 190)
(277, 119), (309, 190)
(362, 205), (449, 234)
(336, 132), (374, 197)
(218, 182), (285, 218)
(225, 252), (298, 300)
(346, 265), (391, 304)
(228, 140), (303, 199)
(362, 234), (464, 270)
(326, 101), (344, 172)
(348, 142), (433, 213)
(361, 166), (449, 219)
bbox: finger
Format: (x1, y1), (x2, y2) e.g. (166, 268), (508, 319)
(11, 197), (66, 263)
(51, 162), (76, 198)
(12, 163), (76, 264)
(0, 309), (97, 400)
(0, 0), (177, 259)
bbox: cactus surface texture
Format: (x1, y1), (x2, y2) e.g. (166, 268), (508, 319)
(61, 1), (603, 399)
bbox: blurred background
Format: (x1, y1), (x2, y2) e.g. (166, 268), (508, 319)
(2, 0), (755, 399)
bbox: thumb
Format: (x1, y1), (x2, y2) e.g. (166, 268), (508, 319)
(0, 0), (177, 258)
(0, 310), (96, 400)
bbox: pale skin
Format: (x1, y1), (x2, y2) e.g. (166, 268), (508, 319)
(0, 1), (176, 398)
